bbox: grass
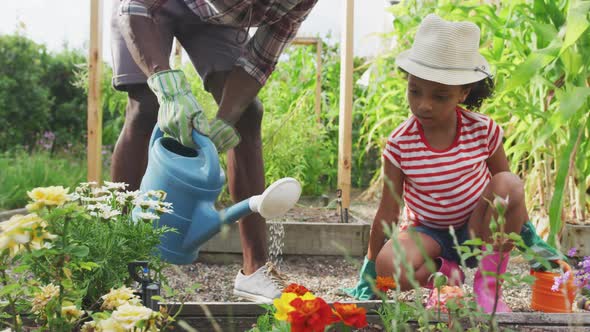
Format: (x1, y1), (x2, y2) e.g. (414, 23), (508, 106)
(0, 150), (92, 210)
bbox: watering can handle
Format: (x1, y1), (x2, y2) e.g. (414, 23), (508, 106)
(149, 126), (220, 184)
(191, 129), (221, 184)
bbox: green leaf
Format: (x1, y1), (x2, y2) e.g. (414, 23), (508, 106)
(502, 43), (560, 92)
(79, 261), (100, 271)
(560, 47), (584, 76)
(548, 118), (587, 247)
(0, 283), (22, 297)
(67, 245), (89, 258)
(531, 21), (558, 48)
(560, 0), (590, 54)
(556, 84), (590, 121)
(521, 275), (537, 285)
(463, 238), (484, 246)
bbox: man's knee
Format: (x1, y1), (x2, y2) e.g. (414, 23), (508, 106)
(124, 84), (159, 134)
(235, 98), (264, 136)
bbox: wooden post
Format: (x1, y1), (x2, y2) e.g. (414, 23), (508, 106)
(291, 37), (322, 123)
(337, 0), (354, 221)
(87, 0), (103, 184)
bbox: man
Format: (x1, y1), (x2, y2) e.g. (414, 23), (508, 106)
(110, 0), (318, 302)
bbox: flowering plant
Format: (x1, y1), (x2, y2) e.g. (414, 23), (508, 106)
(251, 283), (368, 332)
(552, 248), (590, 294)
(0, 183), (174, 331)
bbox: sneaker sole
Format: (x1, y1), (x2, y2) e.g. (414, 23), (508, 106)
(233, 289), (274, 303)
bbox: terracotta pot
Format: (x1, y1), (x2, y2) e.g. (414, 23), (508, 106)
(531, 260), (577, 313)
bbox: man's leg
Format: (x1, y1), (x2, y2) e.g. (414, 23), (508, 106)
(227, 99), (266, 274)
(204, 72), (267, 274)
(110, 85), (159, 190)
(110, 0), (174, 189)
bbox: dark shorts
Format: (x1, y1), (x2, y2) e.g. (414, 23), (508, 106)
(410, 223), (478, 268)
(110, 0), (245, 91)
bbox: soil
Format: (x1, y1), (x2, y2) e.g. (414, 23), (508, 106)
(161, 196), (587, 313)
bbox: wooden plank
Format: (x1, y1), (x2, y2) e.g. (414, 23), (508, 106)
(291, 36), (319, 45)
(162, 302), (590, 331)
(87, 0), (103, 184)
(200, 221), (370, 257)
(337, 0), (354, 211)
(0, 208), (27, 221)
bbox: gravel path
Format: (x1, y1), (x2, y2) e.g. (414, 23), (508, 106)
(162, 255), (546, 312)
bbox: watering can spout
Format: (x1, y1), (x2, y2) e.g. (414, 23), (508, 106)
(181, 177), (302, 253)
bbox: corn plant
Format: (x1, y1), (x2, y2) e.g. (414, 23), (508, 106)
(355, 0), (590, 247)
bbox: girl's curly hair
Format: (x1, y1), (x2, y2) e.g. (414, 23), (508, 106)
(462, 77), (494, 109)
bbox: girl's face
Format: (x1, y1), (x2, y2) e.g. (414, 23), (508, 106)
(407, 75), (471, 129)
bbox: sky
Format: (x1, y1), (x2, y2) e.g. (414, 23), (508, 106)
(0, 0), (395, 64)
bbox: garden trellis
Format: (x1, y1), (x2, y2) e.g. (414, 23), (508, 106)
(86, 0), (357, 217)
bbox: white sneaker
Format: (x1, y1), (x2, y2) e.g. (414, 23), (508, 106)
(233, 262), (288, 303)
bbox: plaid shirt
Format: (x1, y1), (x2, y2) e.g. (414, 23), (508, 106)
(120, 0), (318, 85)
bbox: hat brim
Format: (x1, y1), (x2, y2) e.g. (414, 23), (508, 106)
(395, 49), (490, 86)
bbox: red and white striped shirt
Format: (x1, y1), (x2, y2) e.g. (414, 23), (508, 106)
(383, 108), (503, 229)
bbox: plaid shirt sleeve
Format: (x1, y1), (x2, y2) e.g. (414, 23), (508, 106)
(236, 0), (318, 86)
(118, 0), (168, 18)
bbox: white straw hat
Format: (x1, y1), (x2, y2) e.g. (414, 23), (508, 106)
(396, 14), (491, 85)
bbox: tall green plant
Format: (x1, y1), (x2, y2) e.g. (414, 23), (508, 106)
(356, 0), (589, 246)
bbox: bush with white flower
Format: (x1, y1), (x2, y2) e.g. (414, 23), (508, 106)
(0, 183), (175, 331)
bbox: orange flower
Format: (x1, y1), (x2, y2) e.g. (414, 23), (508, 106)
(376, 276), (396, 292)
(333, 302), (368, 329)
(287, 297), (337, 332)
(284, 283), (311, 296)
(425, 286), (465, 313)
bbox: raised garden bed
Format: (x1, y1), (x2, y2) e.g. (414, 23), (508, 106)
(164, 301), (590, 331)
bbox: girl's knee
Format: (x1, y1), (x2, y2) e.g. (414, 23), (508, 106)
(489, 172), (524, 203)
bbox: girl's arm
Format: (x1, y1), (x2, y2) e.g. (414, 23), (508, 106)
(486, 144), (510, 175)
(366, 160), (404, 261)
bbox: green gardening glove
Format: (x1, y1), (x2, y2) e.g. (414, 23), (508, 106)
(341, 256), (377, 300)
(519, 220), (566, 271)
(209, 118), (240, 153)
(147, 70), (209, 149)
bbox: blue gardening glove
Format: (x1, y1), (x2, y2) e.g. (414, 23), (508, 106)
(209, 118), (240, 153)
(341, 256), (377, 300)
(147, 70), (209, 149)
(519, 220), (566, 271)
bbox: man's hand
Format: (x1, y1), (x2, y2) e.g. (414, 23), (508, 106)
(341, 256), (377, 300)
(147, 70), (209, 149)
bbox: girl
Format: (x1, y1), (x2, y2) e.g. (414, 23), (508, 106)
(347, 14), (528, 313)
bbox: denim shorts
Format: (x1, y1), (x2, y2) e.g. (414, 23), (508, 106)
(410, 223), (478, 268)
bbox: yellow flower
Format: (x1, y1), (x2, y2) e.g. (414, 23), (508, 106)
(111, 303), (153, 330)
(80, 321), (97, 332)
(31, 283), (60, 313)
(27, 186), (69, 210)
(101, 286), (140, 310)
(61, 305), (84, 323)
(0, 213), (56, 256)
(273, 291), (315, 321)
(97, 317), (125, 332)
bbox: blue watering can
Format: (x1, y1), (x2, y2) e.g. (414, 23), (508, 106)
(135, 126), (301, 265)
